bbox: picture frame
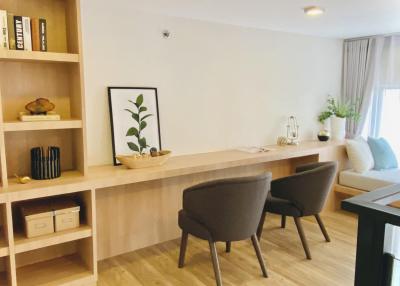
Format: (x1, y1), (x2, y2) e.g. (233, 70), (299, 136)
(108, 87), (162, 166)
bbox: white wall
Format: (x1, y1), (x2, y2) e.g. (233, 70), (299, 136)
(80, 0), (343, 166)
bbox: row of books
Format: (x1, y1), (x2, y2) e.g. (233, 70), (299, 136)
(0, 10), (47, 52)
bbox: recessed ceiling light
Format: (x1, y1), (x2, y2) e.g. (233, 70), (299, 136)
(304, 6), (325, 16)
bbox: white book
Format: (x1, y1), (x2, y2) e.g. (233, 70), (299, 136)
(22, 16), (32, 51)
(0, 10), (9, 49)
(19, 112), (61, 122)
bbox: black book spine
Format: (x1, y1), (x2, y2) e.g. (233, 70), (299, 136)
(14, 16), (24, 50)
(57, 147), (61, 177)
(50, 147), (53, 179)
(39, 18), (47, 52)
(31, 148), (35, 179)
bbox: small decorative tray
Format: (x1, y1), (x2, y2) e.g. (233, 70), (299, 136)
(117, 151), (171, 169)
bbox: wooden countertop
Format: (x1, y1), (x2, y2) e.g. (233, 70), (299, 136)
(0, 140), (345, 202)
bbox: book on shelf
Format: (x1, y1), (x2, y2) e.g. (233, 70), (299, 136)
(31, 18), (47, 52)
(22, 16), (32, 51)
(1, 10), (48, 52)
(19, 111), (61, 122)
(7, 13), (15, 50)
(0, 10), (9, 49)
(14, 15), (24, 50)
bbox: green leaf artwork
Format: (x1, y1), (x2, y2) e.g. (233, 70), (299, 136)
(125, 94), (153, 155)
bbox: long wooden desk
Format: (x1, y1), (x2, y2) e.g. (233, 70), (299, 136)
(2, 141), (347, 201)
(0, 141), (349, 286)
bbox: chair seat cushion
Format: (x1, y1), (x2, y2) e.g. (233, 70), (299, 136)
(178, 209), (212, 240)
(265, 193), (302, 217)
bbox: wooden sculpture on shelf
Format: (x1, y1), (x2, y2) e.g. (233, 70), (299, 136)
(25, 98), (55, 115)
(19, 98), (60, 121)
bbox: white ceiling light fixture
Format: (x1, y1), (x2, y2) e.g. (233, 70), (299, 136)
(303, 6), (325, 16)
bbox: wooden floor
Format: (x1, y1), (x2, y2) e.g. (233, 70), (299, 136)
(98, 211), (358, 286)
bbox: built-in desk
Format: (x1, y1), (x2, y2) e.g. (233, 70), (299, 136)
(92, 141), (348, 259)
(0, 141), (348, 286)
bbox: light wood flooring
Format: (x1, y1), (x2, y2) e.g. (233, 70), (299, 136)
(98, 211), (357, 286)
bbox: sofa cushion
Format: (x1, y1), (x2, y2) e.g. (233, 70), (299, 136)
(346, 137), (374, 173)
(368, 137), (398, 170)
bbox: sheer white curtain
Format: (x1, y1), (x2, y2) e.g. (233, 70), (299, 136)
(342, 37), (382, 138)
(343, 35), (400, 139)
(366, 36), (400, 156)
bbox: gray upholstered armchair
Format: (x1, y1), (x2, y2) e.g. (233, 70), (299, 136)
(257, 161), (338, 260)
(178, 173), (272, 286)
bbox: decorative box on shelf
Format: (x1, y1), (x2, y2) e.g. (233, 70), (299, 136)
(21, 200), (55, 238)
(20, 198), (81, 238)
(53, 199), (80, 232)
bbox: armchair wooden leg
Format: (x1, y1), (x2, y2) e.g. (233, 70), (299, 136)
(251, 234), (268, 278)
(209, 241), (223, 286)
(293, 217), (312, 260)
(315, 214), (331, 242)
(226, 241), (231, 253)
(256, 212), (267, 240)
(281, 215), (286, 228)
(178, 231), (188, 268)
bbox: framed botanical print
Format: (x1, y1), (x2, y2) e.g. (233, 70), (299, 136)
(108, 87), (162, 165)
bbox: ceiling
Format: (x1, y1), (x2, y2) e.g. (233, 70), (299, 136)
(133, 0), (400, 39)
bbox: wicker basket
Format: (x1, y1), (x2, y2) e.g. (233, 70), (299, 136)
(116, 151), (171, 169)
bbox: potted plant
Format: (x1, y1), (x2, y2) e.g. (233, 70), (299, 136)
(318, 97), (360, 140)
(116, 94), (171, 169)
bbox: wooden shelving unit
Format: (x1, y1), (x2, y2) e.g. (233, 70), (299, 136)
(0, 0), (94, 285)
(0, 0), (88, 189)
(10, 189), (97, 286)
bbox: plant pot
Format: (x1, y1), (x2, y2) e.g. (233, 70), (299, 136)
(317, 130), (330, 142)
(331, 116), (346, 140)
(320, 117), (331, 132)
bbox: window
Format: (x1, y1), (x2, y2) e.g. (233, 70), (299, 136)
(366, 88), (400, 159)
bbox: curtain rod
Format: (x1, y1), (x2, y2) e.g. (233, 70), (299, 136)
(345, 32), (400, 42)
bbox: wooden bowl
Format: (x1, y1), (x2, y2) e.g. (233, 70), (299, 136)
(116, 151), (171, 169)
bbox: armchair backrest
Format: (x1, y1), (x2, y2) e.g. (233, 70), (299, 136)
(271, 161), (338, 216)
(183, 173), (271, 242)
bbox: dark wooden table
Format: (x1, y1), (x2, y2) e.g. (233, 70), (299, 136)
(342, 184), (400, 286)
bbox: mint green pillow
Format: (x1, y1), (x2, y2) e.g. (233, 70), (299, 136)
(367, 137), (398, 170)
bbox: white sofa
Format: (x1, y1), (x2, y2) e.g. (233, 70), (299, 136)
(339, 168), (400, 191)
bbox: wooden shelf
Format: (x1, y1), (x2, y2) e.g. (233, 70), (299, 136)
(5, 171), (86, 201)
(0, 50), (79, 63)
(17, 254), (95, 286)
(14, 225), (92, 254)
(3, 120), (83, 132)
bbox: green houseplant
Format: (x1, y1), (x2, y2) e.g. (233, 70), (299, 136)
(318, 97), (360, 140)
(124, 94), (153, 155)
(116, 93), (171, 169)
(318, 97), (360, 123)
